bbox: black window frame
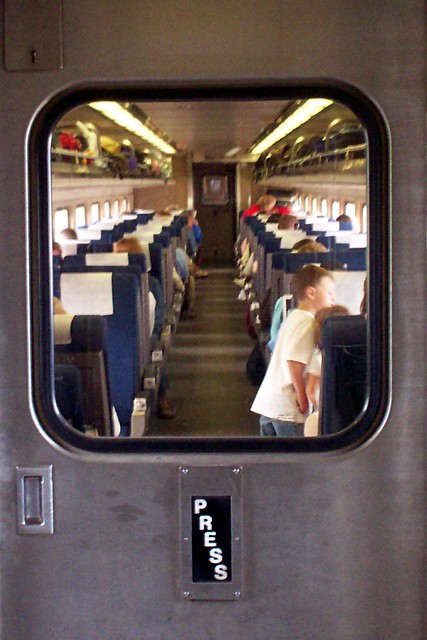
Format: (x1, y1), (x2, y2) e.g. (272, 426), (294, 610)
(29, 80), (390, 454)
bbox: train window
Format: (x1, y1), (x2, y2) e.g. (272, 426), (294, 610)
(31, 86), (388, 453)
(345, 202), (356, 217)
(54, 208), (69, 238)
(312, 197), (318, 214)
(75, 205), (86, 228)
(331, 200), (341, 219)
(75, 205), (86, 225)
(90, 203), (100, 223)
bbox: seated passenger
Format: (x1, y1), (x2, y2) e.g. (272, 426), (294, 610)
(251, 264), (335, 437)
(278, 215), (298, 230)
(180, 210), (208, 278)
(293, 240), (328, 254)
(59, 227), (78, 241)
(113, 237), (142, 254)
(53, 241), (62, 257)
(53, 296), (67, 314)
(304, 304), (350, 436)
(336, 213), (353, 230)
(175, 246), (197, 319)
(291, 238), (314, 252)
(241, 194), (290, 219)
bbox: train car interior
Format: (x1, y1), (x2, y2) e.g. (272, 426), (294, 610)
(45, 92), (378, 444)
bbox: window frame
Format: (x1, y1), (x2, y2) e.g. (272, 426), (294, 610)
(29, 81), (390, 454)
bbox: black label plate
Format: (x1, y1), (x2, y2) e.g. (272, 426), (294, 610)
(192, 496), (232, 582)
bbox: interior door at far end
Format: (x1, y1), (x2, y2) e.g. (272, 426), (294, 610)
(192, 163), (236, 264)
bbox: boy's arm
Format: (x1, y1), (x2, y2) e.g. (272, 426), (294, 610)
(306, 372), (320, 410)
(288, 360), (309, 414)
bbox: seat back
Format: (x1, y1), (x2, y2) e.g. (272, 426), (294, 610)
(62, 262), (149, 369)
(60, 272), (142, 434)
(319, 315), (367, 435)
(54, 314), (113, 435)
(54, 364), (85, 433)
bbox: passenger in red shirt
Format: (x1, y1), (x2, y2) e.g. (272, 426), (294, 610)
(241, 194), (291, 219)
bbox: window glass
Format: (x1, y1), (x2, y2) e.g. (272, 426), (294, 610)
(75, 205), (86, 227)
(75, 205), (86, 228)
(54, 208), (69, 239)
(33, 90), (387, 451)
(345, 202), (356, 217)
(331, 200), (341, 219)
(202, 176), (229, 205)
(312, 197), (318, 215)
(90, 203), (100, 223)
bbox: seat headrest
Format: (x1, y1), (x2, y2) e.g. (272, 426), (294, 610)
(86, 253), (129, 266)
(61, 273), (113, 315)
(54, 314), (106, 350)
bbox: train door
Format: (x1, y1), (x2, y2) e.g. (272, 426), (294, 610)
(0, 2), (426, 639)
(192, 163), (236, 263)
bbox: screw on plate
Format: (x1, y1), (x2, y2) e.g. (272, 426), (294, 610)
(233, 467), (240, 474)
(183, 591), (191, 598)
(234, 591), (241, 598)
(181, 468), (189, 474)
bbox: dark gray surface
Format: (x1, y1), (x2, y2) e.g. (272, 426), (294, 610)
(0, 1), (424, 638)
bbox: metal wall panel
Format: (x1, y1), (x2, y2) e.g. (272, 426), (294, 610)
(0, 1), (424, 638)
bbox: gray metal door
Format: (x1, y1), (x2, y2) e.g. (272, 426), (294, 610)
(0, 1), (425, 638)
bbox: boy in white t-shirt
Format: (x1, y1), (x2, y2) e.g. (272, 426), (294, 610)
(251, 264), (335, 436)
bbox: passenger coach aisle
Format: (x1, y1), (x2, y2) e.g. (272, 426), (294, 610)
(149, 268), (260, 436)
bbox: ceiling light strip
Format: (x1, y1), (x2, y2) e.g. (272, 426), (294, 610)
(250, 99), (333, 155)
(89, 101), (176, 155)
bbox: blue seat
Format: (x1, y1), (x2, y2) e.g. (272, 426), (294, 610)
(320, 315), (367, 435)
(89, 241), (114, 253)
(54, 314), (113, 436)
(54, 364), (85, 433)
(59, 272), (142, 435)
(61, 262), (148, 368)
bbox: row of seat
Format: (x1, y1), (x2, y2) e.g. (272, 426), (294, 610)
(53, 210), (187, 437)
(241, 214), (366, 319)
(239, 213), (367, 436)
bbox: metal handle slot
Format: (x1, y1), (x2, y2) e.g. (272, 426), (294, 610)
(16, 466), (54, 534)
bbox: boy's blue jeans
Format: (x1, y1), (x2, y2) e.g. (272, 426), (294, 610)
(259, 415), (304, 437)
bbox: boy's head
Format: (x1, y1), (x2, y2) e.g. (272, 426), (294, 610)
(313, 304), (350, 348)
(258, 195), (276, 212)
(278, 214), (298, 230)
(292, 264), (335, 313)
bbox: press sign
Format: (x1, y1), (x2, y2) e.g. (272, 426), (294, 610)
(192, 496), (232, 582)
